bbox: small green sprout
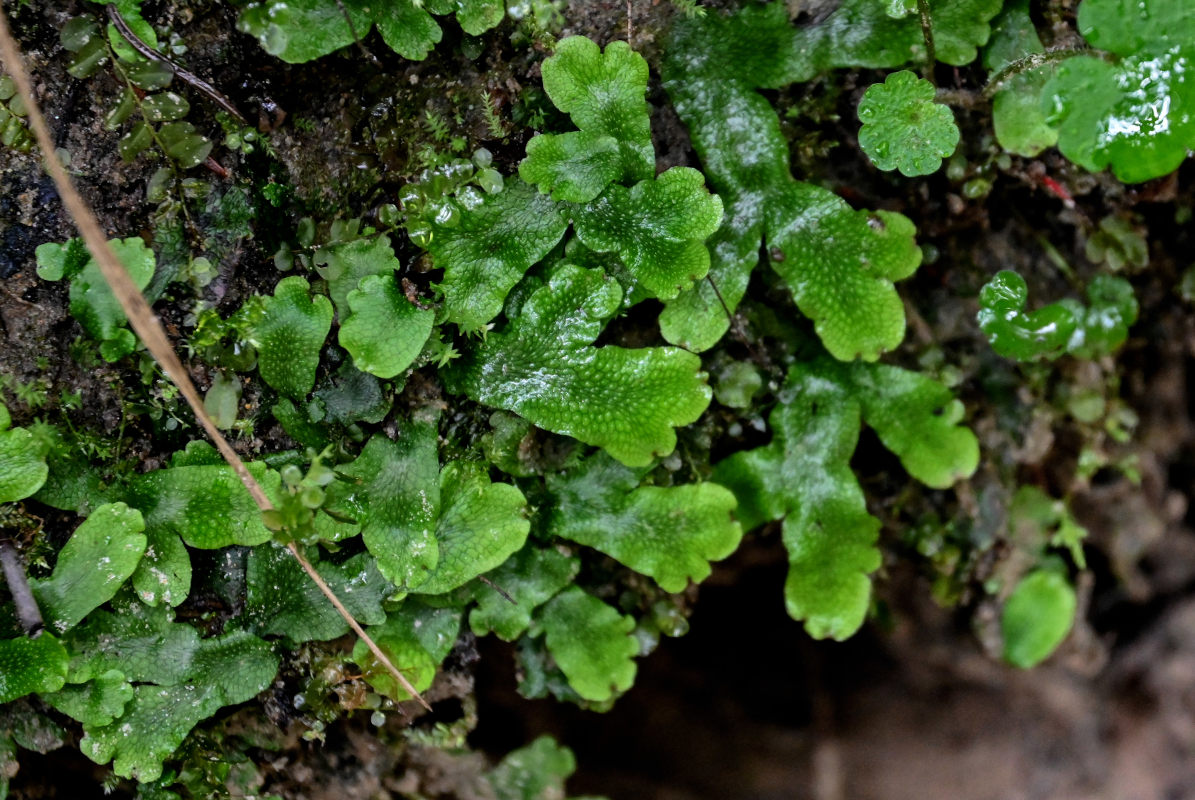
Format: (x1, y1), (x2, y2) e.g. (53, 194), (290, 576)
(260, 449), (339, 545)
(36, 237), (156, 362)
(1002, 564), (1076, 669)
(1085, 215), (1149, 273)
(857, 70), (959, 176)
(0, 76), (33, 152)
(977, 270), (1138, 361)
(533, 587), (637, 703)
(998, 487), (1087, 668)
(201, 371), (241, 430)
(1010, 486), (1088, 569)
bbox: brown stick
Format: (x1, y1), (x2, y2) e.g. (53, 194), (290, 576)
(0, 5), (428, 711)
(286, 541), (429, 708)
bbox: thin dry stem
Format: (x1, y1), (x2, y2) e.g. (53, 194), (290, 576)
(0, 4), (428, 710)
(286, 541), (431, 710)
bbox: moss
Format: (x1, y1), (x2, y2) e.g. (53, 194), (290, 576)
(0, 0), (1186, 795)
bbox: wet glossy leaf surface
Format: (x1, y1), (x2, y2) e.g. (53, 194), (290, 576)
(340, 425), (441, 591)
(547, 453), (741, 593)
(130, 527), (191, 607)
(978, 270), (1138, 360)
(43, 669), (133, 727)
(1078, 0), (1195, 56)
(414, 461), (529, 595)
(63, 600), (200, 686)
(857, 70), (959, 176)
(487, 735), (579, 800)
(446, 264), (711, 466)
(519, 130), (622, 204)
(538, 37), (654, 184)
(661, 10), (922, 358)
(574, 167), (723, 300)
(0, 636), (68, 704)
(468, 545), (580, 641)
(534, 587), (637, 702)
(339, 422), (530, 595)
(784, 0), (1004, 77)
(237, 0), (504, 62)
(714, 359), (977, 639)
(427, 179), (567, 332)
(352, 600), (462, 700)
(80, 630), (278, 781)
(30, 503), (146, 634)
(1045, 49), (1195, 182)
(314, 234), (402, 319)
(125, 462), (280, 549)
(339, 274), (434, 379)
(984, 0), (1059, 156)
(246, 544), (389, 642)
(250, 276), (332, 398)
(1044, 0), (1195, 181)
